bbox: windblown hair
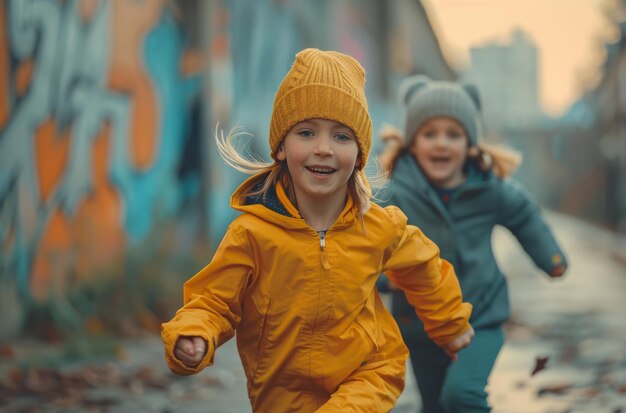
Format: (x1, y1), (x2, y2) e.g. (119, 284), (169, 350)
(215, 126), (384, 218)
(377, 123), (522, 179)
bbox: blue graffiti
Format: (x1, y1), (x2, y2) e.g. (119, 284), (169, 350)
(111, 12), (200, 241)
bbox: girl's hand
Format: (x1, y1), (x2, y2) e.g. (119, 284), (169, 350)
(444, 327), (474, 362)
(174, 336), (207, 368)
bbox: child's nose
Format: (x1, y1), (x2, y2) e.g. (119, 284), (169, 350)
(314, 135), (333, 155)
(434, 134), (449, 147)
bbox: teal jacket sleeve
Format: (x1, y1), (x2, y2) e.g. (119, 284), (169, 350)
(496, 179), (567, 275)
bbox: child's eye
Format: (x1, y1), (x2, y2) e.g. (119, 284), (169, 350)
(298, 130), (314, 138)
(335, 133), (353, 142)
(447, 130), (463, 139)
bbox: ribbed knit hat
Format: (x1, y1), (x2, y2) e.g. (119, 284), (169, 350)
(269, 48), (372, 169)
(400, 75), (482, 146)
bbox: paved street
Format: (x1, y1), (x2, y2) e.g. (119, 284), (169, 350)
(1, 212), (625, 412)
(487, 213), (626, 413)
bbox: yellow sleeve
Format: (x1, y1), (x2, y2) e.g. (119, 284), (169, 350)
(383, 207), (472, 348)
(160, 224), (254, 375)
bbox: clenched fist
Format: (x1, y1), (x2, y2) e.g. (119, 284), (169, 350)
(444, 326), (474, 362)
(174, 336), (207, 368)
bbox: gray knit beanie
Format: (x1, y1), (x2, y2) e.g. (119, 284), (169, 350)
(400, 75), (482, 146)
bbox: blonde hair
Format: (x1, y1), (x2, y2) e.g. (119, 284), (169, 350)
(378, 123), (522, 179)
(215, 126), (381, 218)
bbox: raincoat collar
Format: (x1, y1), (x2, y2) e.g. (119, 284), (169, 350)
(231, 172), (358, 231)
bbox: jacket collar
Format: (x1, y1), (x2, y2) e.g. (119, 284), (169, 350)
(231, 172), (358, 231)
(391, 152), (494, 223)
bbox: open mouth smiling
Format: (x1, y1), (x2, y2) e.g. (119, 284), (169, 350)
(430, 156), (451, 164)
(306, 166), (337, 175)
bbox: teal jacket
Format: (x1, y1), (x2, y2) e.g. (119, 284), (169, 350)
(378, 152), (567, 339)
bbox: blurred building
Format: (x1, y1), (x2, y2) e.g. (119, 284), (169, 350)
(463, 29), (542, 132)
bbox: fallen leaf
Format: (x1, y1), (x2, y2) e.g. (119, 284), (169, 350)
(537, 383), (571, 397)
(0, 344), (15, 359)
(531, 356), (549, 376)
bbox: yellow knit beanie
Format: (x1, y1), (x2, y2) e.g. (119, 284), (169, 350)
(269, 48), (372, 170)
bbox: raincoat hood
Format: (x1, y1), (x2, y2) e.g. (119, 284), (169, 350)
(230, 171), (358, 231)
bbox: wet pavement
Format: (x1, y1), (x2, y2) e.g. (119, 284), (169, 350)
(1, 212), (625, 412)
(487, 213), (626, 413)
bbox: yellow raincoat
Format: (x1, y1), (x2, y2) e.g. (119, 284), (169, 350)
(161, 177), (472, 412)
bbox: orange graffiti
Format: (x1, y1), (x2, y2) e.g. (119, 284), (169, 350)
(108, 0), (166, 170)
(34, 119), (70, 203)
(15, 59), (34, 98)
(30, 122), (125, 300)
(0, 0), (10, 128)
(30, 209), (73, 300)
(72, 122), (125, 280)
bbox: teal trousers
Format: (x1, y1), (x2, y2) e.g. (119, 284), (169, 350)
(406, 327), (504, 413)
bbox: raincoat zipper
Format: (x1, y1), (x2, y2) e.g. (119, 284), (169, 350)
(318, 230), (331, 270)
(319, 230), (326, 250)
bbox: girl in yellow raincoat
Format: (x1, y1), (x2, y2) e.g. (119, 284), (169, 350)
(161, 48), (474, 413)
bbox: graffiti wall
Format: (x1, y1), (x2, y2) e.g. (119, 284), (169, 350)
(0, 0), (201, 304)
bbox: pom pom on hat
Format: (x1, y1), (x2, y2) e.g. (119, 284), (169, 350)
(399, 74), (430, 106)
(269, 48), (372, 170)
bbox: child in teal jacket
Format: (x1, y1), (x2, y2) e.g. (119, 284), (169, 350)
(377, 75), (567, 413)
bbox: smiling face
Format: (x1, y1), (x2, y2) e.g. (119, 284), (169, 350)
(410, 117), (469, 188)
(276, 118), (359, 208)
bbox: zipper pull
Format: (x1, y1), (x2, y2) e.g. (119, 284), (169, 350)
(318, 230), (331, 270)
